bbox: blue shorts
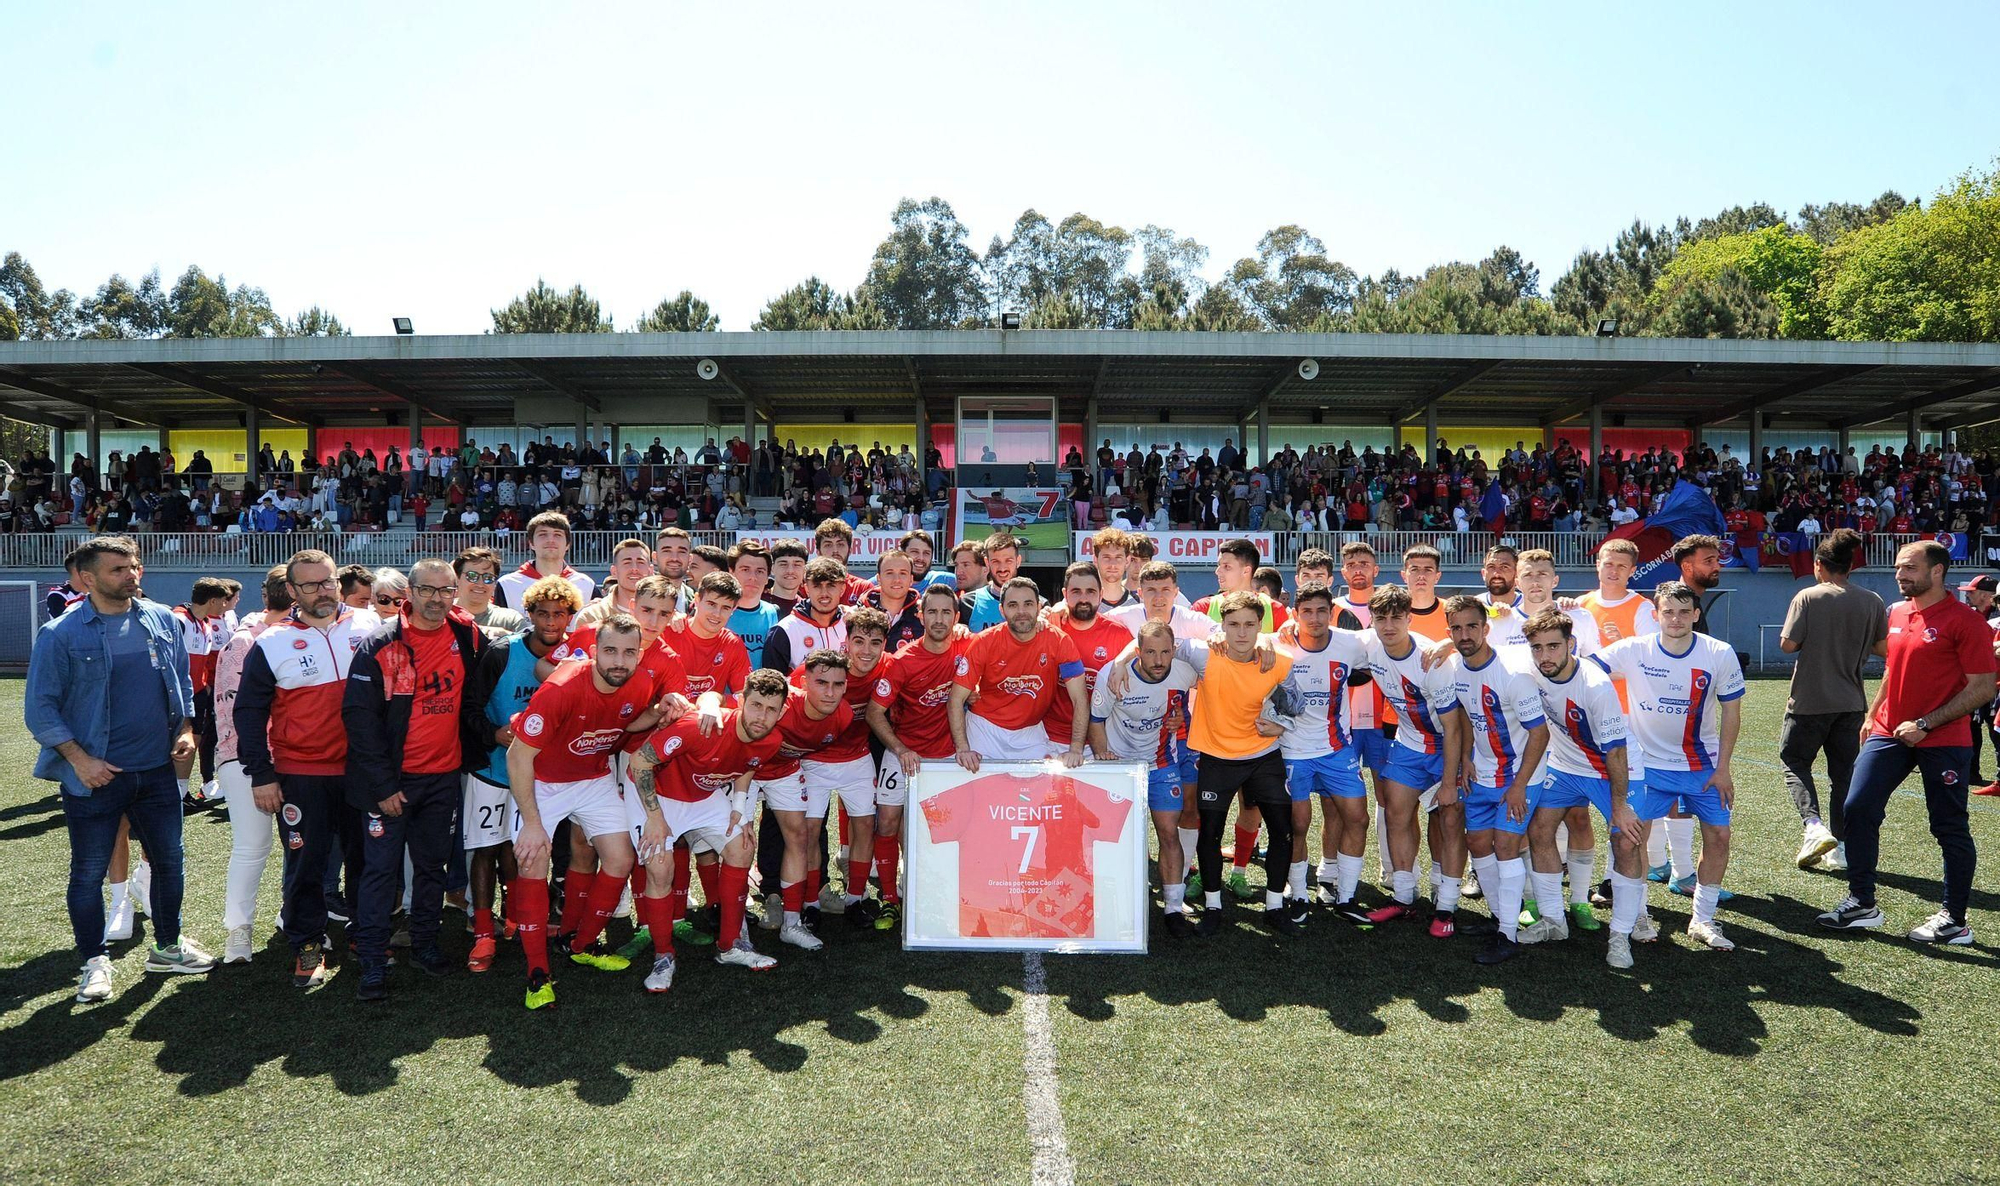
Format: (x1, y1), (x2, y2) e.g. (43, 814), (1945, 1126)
(1636, 767), (1729, 826)
(1353, 727), (1393, 776)
(1464, 778), (1545, 836)
(1540, 769), (1646, 833)
(1173, 742), (1198, 788)
(1285, 752), (1366, 801)
(1379, 746), (1444, 794)
(1146, 766), (1186, 813)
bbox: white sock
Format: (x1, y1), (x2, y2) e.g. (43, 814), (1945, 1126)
(1376, 804), (1392, 878)
(1204, 890), (1221, 910)
(1287, 860), (1308, 899)
(1666, 818), (1695, 880)
(1610, 872), (1644, 934)
(1265, 889), (1285, 911)
(1495, 857), (1528, 940)
(1391, 869), (1416, 905)
(1646, 825), (1668, 867)
(1164, 882), (1186, 913)
(1804, 814), (1823, 831)
(1336, 853), (1363, 903)
(1436, 875), (1462, 913)
(1553, 820), (1569, 853)
(108, 880), (128, 907)
(1532, 871), (1563, 919)
(1316, 857), (1337, 884)
(1567, 848), (1595, 905)
(1471, 852), (1499, 889)
(1178, 828), (1199, 865)
(784, 910), (800, 927)
(1692, 881), (1722, 926)
(1429, 860), (1443, 897)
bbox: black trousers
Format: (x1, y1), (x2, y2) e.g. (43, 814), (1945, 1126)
(355, 772), (458, 963)
(1194, 751), (1290, 901)
(192, 688), (217, 783)
(278, 773), (362, 951)
(1779, 710), (1863, 838)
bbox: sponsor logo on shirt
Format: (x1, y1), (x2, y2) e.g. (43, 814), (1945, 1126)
(567, 728), (627, 757)
(1000, 674), (1045, 698)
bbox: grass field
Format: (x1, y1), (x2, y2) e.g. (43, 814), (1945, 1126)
(3, 679), (1998, 1186)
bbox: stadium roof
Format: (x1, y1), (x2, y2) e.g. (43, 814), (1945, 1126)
(3, 331), (1999, 436)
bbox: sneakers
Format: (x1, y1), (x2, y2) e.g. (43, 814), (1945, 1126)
(293, 941), (330, 989)
(1631, 912), (1660, 943)
(409, 946), (452, 977)
(1474, 934), (1520, 965)
(1428, 909), (1456, 939)
(1184, 870), (1203, 898)
(1329, 901), (1374, 927)
(1196, 906), (1223, 937)
(644, 953), (678, 994)
(569, 947), (631, 972)
(1285, 897), (1310, 924)
(1687, 920), (1736, 951)
(1313, 883), (1341, 908)
(848, 898), (883, 929)
(77, 956), (113, 1003)
(780, 922), (825, 951)
(1907, 910), (1974, 946)
(1518, 900), (1542, 929)
(146, 940), (216, 975)
(1263, 907), (1304, 937)
(1163, 911), (1195, 939)
(104, 896), (135, 942)
(356, 963), (389, 1004)
(224, 925), (253, 964)
(1816, 895), (1885, 931)
(1226, 871), (1256, 901)
(716, 945), (778, 971)
(1366, 902), (1413, 924)
(672, 920), (716, 947)
(758, 892), (784, 931)
(1820, 843), (1848, 872)
(615, 927), (653, 962)
(1796, 822), (1838, 869)
(1461, 868), (1483, 900)
(1975, 781), (2000, 797)
(524, 969), (556, 1010)
(1644, 863), (1670, 884)
(1569, 902), (1602, 932)
(874, 901), (902, 932)
(325, 893), (351, 924)
(1605, 931), (1634, 969)
(800, 904), (822, 933)
(1590, 878), (1613, 908)
(467, 936), (498, 973)
(1669, 875), (1735, 903)
(1518, 914), (1569, 945)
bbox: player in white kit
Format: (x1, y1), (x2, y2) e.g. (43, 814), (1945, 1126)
(1089, 620), (1202, 937)
(1273, 584), (1372, 924)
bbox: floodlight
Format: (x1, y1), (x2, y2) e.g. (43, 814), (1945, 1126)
(1596, 318), (1618, 337)
(393, 317), (414, 335)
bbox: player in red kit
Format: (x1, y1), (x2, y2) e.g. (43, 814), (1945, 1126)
(803, 606), (893, 931)
(755, 651), (853, 950)
(950, 578), (1088, 768)
(670, 572), (753, 700)
(867, 585), (971, 931)
(628, 669), (790, 984)
(505, 616), (676, 1010)
(1042, 562), (1134, 756)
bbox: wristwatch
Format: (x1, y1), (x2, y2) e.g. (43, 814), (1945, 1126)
(1915, 716), (1932, 731)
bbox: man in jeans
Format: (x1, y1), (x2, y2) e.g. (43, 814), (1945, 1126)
(1778, 529), (1885, 873)
(26, 536), (215, 1002)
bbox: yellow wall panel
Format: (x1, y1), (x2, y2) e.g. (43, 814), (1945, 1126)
(775, 422), (918, 454)
(167, 428), (308, 472)
(1427, 425), (1542, 459)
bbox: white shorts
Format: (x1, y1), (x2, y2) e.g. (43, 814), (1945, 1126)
(521, 775), (627, 842)
(464, 774), (515, 848)
(965, 713), (1062, 762)
(661, 791), (734, 855)
(802, 754), (878, 818)
(874, 753), (909, 808)
(755, 771), (808, 814)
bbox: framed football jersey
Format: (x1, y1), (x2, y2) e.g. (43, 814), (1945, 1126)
(906, 760), (1149, 954)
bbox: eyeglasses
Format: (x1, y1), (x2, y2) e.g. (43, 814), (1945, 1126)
(461, 572), (496, 585)
(374, 595), (406, 607)
(291, 579), (340, 593)
(411, 584), (456, 598)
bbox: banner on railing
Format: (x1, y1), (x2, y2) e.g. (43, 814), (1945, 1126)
(1077, 530), (1278, 565)
(1984, 534), (2000, 570)
(733, 530), (904, 563)
(952, 488), (1069, 551)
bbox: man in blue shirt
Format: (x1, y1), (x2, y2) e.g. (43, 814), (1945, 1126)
(726, 542), (781, 669)
(26, 536), (215, 1003)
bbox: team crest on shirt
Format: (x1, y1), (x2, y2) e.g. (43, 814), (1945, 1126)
(292, 638), (309, 650)
(1567, 704), (1585, 724)
(749, 757), (762, 768)
(1923, 627), (1940, 643)
(822, 733), (834, 743)
(1692, 672), (1711, 692)
(1038, 654), (1048, 667)
(955, 656), (970, 676)
(281, 804), (303, 826)
(619, 704), (635, 718)
(1094, 646), (1108, 660)
(711, 652), (723, 666)
(521, 713), (545, 738)
(659, 736), (684, 756)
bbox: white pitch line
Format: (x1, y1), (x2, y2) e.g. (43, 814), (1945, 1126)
(1021, 952), (1076, 1186)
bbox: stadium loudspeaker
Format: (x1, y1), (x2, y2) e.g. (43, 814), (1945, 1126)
(1297, 358), (1319, 381)
(697, 358), (720, 381)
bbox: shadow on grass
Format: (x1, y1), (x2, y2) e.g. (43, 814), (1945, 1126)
(1044, 890), (1922, 1057)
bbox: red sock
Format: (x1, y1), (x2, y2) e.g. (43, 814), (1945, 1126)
(717, 864), (750, 948)
(511, 877), (550, 977)
(875, 835), (901, 903)
(696, 861), (719, 907)
(630, 867), (647, 901)
(559, 870), (597, 935)
(805, 867), (823, 905)
(846, 857), (870, 898)
(570, 868), (627, 949)
(472, 907), (495, 941)
(837, 803), (850, 848)
(670, 850), (692, 925)
(641, 895), (673, 956)
(781, 880), (804, 914)
(1233, 826), (1258, 871)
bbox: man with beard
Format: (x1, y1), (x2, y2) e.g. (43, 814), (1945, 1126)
(1042, 562), (1134, 760)
(651, 527), (697, 613)
(1672, 534), (1726, 636)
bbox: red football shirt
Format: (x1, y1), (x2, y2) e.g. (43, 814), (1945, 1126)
(953, 625), (1083, 731)
(1873, 597), (1997, 747)
(872, 637), (969, 759)
(553, 625), (689, 695)
(811, 656), (883, 763)
(674, 626), (750, 699)
(920, 771), (1135, 939)
(639, 711), (784, 803)
(401, 620), (464, 774)
(1041, 614), (1133, 745)
(512, 661), (658, 783)
(762, 682), (854, 780)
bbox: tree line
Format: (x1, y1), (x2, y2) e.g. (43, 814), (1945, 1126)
(3, 160), (1994, 344)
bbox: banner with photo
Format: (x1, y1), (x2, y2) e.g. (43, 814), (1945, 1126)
(952, 487), (1069, 551)
(905, 760), (1149, 954)
(1077, 530), (1277, 565)
(733, 530), (907, 564)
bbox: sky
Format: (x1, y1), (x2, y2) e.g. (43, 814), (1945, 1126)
(8, 2), (1998, 334)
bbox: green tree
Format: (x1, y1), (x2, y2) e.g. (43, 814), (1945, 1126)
(0, 252), (80, 339)
(489, 279), (613, 333)
(632, 290), (718, 332)
(80, 269), (169, 339)
(1345, 251), (1570, 336)
(1132, 225), (1209, 314)
(282, 306), (349, 336)
(1796, 191), (1911, 245)
(1648, 268), (1781, 339)
(752, 277), (888, 331)
(1226, 226), (1357, 330)
(1021, 290), (1093, 329)
(0, 298), (17, 341)
(859, 197), (987, 329)
(985, 210), (1135, 328)
(1550, 220), (1681, 331)
(165, 265), (282, 337)
(1819, 165), (2000, 342)
(1655, 226), (1826, 337)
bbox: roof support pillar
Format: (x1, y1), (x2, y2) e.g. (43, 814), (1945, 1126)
(86, 412), (101, 485)
(1908, 409), (1921, 451)
(158, 427), (170, 454)
(1838, 424), (1850, 457)
(1391, 416), (1404, 456)
(410, 405), (422, 454)
(50, 425), (65, 466)
(1588, 404), (1603, 509)
(246, 405), (262, 487)
(1423, 403), (1439, 464)
(1257, 394), (1270, 467)
(1749, 411), (1763, 471)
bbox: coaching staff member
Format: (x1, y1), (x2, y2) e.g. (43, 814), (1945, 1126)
(28, 535), (215, 1003)
(1778, 529), (1884, 873)
(1818, 540), (1994, 945)
(343, 558), (488, 1002)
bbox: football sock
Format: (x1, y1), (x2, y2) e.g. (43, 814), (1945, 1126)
(472, 907), (495, 941)
(1471, 852), (1499, 893)
(1288, 860), (1308, 900)
(669, 850), (692, 926)
(1204, 890), (1222, 910)
(511, 877), (550, 977)
(1567, 848), (1595, 905)
(1495, 857), (1528, 941)
(845, 857), (871, 902)
(1436, 875), (1462, 913)
(1316, 858), (1337, 885)
(781, 880), (805, 916)
(1646, 824), (1668, 867)
(1532, 871), (1563, 921)
(696, 861), (720, 907)
(641, 894), (673, 956)
(805, 868), (823, 905)
(558, 871), (596, 935)
(1164, 883), (1187, 914)
(569, 870), (626, 949)
(1178, 827), (1199, 866)
(1232, 825), (1258, 871)
(874, 835), (901, 902)
(1391, 869), (1416, 904)
(1336, 853), (1363, 903)
(1666, 818), (1695, 880)
(1610, 872), (1644, 934)
(1265, 889), (1285, 911)
(1692, 881), (1722, 926)
(717, 864), (751, 949)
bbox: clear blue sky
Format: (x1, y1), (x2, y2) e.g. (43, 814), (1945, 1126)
(10, 2), (1998, 333)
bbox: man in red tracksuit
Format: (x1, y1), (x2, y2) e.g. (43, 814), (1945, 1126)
(342, 558), (488, 1003)
(235, 549), (381, 989)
